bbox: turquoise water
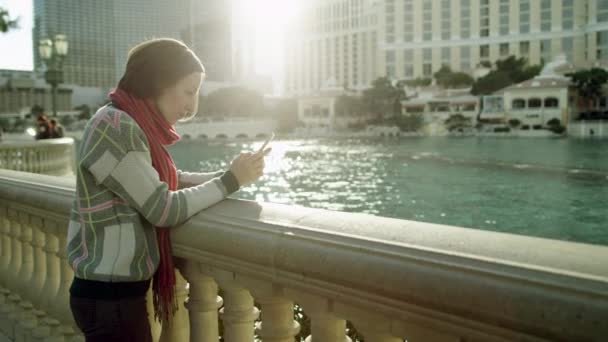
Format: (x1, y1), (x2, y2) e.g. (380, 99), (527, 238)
(168, 137), (608, 246)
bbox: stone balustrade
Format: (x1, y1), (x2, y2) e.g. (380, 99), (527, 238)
(0, 168), (606, 342)
(0, 138), (75, 176)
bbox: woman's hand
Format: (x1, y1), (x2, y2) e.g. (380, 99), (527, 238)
(228, 151), (267, 186)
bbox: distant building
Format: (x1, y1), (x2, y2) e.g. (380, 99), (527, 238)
(285, 0), (608, 96)
(0, 69), (71, 115)
(297, 77), (374, 130)
(33, 0), (241, 88)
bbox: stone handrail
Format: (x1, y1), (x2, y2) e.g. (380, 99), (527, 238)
(0, 169), (606, 341)
(0, 138), (75, 176)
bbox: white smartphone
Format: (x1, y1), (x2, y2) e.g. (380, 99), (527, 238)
(257, 132), (275, 154)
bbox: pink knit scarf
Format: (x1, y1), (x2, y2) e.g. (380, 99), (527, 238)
(109, 88), (180, 323)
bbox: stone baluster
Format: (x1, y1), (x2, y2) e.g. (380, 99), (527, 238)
(179, 261), (223, 342)
(159, 269), (190, 342)
(37, 220), (61, 314)
(0, 205), (12, 288)
(6, 208), (23, 292)
(16, 214), (49, 341)
(16, 211), (35, 300)
(47, 220), (77, 340)
(31, 220), (62, 341)
(254, 285), (300, 342)
(5, 210), (28, 339)
(286, 292), (350, 342)
(219, 282), (259, 342)
(29, 214), (48, 308)
(349, 316), (404, 342)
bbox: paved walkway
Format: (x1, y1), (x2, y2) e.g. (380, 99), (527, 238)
(0, 330), (10, 342)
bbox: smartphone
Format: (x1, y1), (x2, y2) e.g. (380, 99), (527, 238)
(257, 132), (275, 155)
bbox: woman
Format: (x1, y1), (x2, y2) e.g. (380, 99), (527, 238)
(66, 38), (268, 341)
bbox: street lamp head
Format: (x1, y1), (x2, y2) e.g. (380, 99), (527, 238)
(54, 34), (68, 56)
(39, 39), (53, 60)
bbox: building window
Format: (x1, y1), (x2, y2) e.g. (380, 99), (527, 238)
(540, 0), (552, 32)
(520, 41), (530, 56)
(519, 0), (530, 34)
(423, 0), (433, 41)
(499, 0), (509, 35)
(423, 63), (432, 76)
(544, 97), (559, 108)
(480, 45), (489, 64)
(460, 46), (470, 71)
(512, 99), (526, 109)
(404, 65), (414, 77)
(442, 47), (450, 65)
(461, 0), (471, 39)
(541, 39), (552, 62)
(599, 0), (608, 22)
(597, 31), (608, 60)
(441, 0), (451, 39)
(562, 37), (574, 62)
(403, 0), (414, 42)
(500, 43), (510, 57)
(528, 98), (542, 108)
(563, 0), (574, 30)
(480, 0), (490, 37)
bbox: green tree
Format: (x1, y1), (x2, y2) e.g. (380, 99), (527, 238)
(392, 113), (424, 132)
(0, 7), (18, 33)
(403, 78), (432, 87)
(444, 113), (473, 132)
(434, 65), (474, 89)
(508, 118), (521, 128)
(567, 68), (608, 111)
(546, 118), (566, 134)
(361, 77), (405, 120)
(471, 56), (542, 95)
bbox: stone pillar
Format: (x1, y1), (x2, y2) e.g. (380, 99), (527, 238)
(6, 208), (23, 292)
(40, 221), (62, 317)
(0, 205), (12, 288)
(255, 295), (300, 342)
(16, 211), (35, 301)
(361, 331), (403, 342)
(304, 312), (351, 342)
(47, 220), (77, 340)
(179, 261), (222, 342)
(219, 284), (259, 342)
(29, 214), (48, 308)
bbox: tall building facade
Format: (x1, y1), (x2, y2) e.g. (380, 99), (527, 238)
(33, 0), (235, 89)
(33, 0), (116, 88)
(284, 0), (608, 96)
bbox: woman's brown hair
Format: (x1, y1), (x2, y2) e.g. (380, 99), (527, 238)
(117, 38), (205, 99)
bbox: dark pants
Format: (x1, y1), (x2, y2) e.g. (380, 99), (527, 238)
(69, 295), (153, 342)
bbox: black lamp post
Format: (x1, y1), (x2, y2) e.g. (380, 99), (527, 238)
(39, 34), (68, 117)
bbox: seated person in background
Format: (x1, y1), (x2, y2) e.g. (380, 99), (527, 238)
(50, 119), (64, 138)
(35, 115), (51, 140)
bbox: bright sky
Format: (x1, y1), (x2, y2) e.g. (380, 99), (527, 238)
(0, 0), (301, 84)
(0, 0), (34, 71)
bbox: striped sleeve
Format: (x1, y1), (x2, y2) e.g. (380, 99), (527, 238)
(79, 110), (236, 228)
(177, 170), (224, 188)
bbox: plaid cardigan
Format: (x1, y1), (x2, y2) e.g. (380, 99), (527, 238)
(67, 105), (238, 282)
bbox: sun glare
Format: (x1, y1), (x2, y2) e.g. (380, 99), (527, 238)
(233, 0), (302, 77)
